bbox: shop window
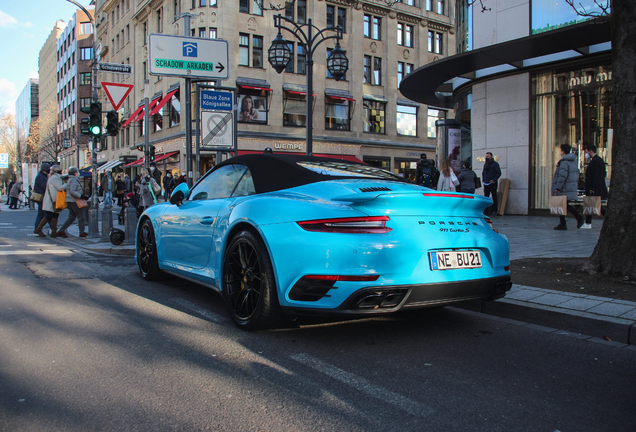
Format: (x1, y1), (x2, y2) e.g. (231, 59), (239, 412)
(363, 99), (386, 134)
(395, 158), (418, 181)
(363, 157), (390, 170)
(283, 92), (306, 128)
(427, 108), (446, 138)
(238, 92), (268, 124)
(397, 104), (417, 136)
(170, 89), (181, 127)
(325, 97), (351, 131)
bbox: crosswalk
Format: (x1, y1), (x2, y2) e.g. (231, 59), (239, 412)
(0, 222), (75, 256)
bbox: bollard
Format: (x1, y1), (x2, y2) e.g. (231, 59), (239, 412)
(100, 207), (113, 242)
(122, 205), (138, 245)
(88, 207), (100, 238)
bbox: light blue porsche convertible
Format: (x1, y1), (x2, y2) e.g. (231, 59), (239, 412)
(136, 154), (511, 330)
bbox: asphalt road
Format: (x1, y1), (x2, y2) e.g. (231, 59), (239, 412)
(1, 210), (635, 432)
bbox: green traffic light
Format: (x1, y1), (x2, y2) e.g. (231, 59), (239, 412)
(90, 125), (101, 135)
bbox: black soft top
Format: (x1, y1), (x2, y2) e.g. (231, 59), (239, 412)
(214, 153), (404, 194)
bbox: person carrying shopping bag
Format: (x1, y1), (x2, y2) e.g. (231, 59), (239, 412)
(35, 165), (67, 237)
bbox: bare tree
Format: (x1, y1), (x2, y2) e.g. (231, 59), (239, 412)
(36, 100), (63, 163)
(0, 108), (17, 183)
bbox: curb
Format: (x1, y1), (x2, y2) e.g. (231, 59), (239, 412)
(458, 298), (636, 345)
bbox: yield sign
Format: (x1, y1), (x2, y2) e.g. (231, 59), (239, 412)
(102, 82), (134, 111)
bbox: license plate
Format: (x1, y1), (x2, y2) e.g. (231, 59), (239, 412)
(430, 250), (482, 270)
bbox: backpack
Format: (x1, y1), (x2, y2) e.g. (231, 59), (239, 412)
(418, 160), (434, 188)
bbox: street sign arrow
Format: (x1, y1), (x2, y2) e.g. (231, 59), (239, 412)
(216, 63), (225, 73)
(102, 82), (134, 111)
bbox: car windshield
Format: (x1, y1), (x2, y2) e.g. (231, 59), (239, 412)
(297, 161), (402, 180)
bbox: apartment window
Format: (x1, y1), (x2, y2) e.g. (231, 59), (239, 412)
(239, 33), (249, 66)
(428, 31), (443, 53)
(283, 92), (306, 127)
(397, 0), (415, 5)
(327, 47), (346, 80)
(126, 25), (130, 42)
(157, 8), (163, 33)
(80, 22), (93, 35)
(80, 72), (91, 85)
(252, 36), (263, 68)
(325, 97), (351, 131)
(143, 21), (148, 45)
(111, 11), (114, 27)
(297, 43), (306, 74)
(364, 56), (381, 85)
(398, 23), (413, 47)
(427, 0), (445, 14)
(284, 42), (294, 73)
(80, 47), (93, 60)
(170, 89), (181, 127)
(364, 55), (372, 83)
(364, 15), (381, 40)
(209, 27), (217, 39)
(363, 100), (386, 134)
(116, 5), (120, 20)
(427, 108), (446, 138)
(199, 28), (206, 38)
(239, 0), (262, 15)
(199, 0), (206, 6)
(397, 104), (417, 136)
(80, 97), (91, 108)
(174, 0), (180, 19)
(397, 62), (404, 87)
(326, 5), (347, 31)
(116, 34), (120, 51)
(374, 58), (382, 86)
(154, 106), (163, 132)
(285, 0), (306, 24)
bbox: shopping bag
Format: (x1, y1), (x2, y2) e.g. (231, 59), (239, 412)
(31, 192), (43, 203)
(55, 191), (67, 212)
(582, 195), (602, 216)
(549, 195), (567, 215)
(75, 198), (88, 209)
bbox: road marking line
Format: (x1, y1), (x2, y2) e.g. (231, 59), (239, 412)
(171, 298), (226, 324)
(0, 249), (74, 255)
(290, 353), (433, 417)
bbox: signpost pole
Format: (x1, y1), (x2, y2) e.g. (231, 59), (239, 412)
(195, 83), (201, 183)
(144, 79), (150, 171)
(183, 15), (193, 187)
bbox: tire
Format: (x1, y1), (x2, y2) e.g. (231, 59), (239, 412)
(110, 229), (125, 245)
(137, 219), (161, 280)
(222, 230), (283, 331)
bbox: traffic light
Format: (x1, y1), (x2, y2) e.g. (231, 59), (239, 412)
(149, 145), (156, 161)
(105, 110), (119, 137)
(80, 117), (91, 135)
(136, 145), (144, 152)
(89, 102), (102, 137)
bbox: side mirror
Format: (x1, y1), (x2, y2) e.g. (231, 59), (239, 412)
(169, 183), (189, 205)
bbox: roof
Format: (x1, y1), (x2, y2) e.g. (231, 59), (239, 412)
(215, 154), (403, 194)
(399, 19), (612, 108)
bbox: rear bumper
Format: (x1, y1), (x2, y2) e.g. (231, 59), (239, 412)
(281, 275), (512, 317)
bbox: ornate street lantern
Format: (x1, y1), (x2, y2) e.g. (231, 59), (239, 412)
(326, 42), (349, 81)
(267, 33), (292, 74)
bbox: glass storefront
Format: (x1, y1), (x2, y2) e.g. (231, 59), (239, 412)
(531, 62), (613, 210)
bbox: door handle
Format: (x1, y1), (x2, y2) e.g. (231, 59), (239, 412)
(199, 216), (215, 226)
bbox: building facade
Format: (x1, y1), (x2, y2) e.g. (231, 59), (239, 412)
(400, 0), (612, 214)
(93, 0), (456, 181)
(15, 78), (39, 162)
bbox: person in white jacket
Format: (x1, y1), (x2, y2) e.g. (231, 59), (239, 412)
(58, 166), (88, 238)
(35, 165), (67, 237)
(436, 160), (459, 192)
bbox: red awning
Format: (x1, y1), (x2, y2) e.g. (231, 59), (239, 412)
(150, 88), (179, 116)
(239, 84), (273, 92)
(122, 151), (180, 168)
(237, 150), (363, 164)
(286, 90), (317, 97)
(132, 97), (161, 122)
(121, 106), (143, 128)
(326, 95), (356, 101)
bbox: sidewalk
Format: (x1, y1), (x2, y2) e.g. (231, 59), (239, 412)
(5, 200), (635, 345)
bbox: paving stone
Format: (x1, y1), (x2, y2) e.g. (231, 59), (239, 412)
(505, 290), (546, 301)
(529, 293), (572, 306)
(618, 309), (636, 320)
(558, 298), (605, 311)
(587, 303), (636, 317)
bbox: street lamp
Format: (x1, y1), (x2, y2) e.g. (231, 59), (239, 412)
(268, 14), (349, 156)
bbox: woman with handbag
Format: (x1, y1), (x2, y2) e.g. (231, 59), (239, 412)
(115, 173), (126, 207)
(436, 160), (460, 192)
(138, 168), (160, 215)
(57, 166), (88, 238)
(35, 165), (67, 237)
(551, 144), (584, 230)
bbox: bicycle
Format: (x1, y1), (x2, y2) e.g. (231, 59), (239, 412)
(16, 191), (29, 209)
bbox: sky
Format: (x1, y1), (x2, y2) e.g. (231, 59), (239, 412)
(0, 0), (88, 114)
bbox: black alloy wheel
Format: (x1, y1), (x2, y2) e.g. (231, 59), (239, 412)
(222, 230), (282, 330)
(137, 219), (161, 280)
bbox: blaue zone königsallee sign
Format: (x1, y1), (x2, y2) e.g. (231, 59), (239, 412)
(148, 34), (229, 80)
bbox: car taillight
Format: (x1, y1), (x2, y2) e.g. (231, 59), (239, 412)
(301, 275), (380, 282)
(423, 193), (475, 199)
(297, 216), (391, 233)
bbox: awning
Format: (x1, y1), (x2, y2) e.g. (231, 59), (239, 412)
(237, 150), (363, 163)
(363, 94), (388, 103)
(122, 151), (180, 168)
(121, 105), (143, 128)
(132, 95), (162, 122)
(150, 87), (179, 116)
(325, 88), (355, 101)
(236, 77), (273, 92)
(282, 83), (316, 96)
(397, 98), (420, 108)
(98, 160), (123, 173)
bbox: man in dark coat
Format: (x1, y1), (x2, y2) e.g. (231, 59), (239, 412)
(582, 144), (608, 228)
(6, 179), (15, 205)
(414, 153), (437, 188)
(149, 162), (162, 198)
(33, 163), (50, 232)
(482, 152), (501, 215)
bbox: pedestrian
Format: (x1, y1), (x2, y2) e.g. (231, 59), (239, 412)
(582, 144), (608, 229)
(8, 180), (23, 209)
(414, 153), (437, 188)
(124, 173), (132, 193)
(6, 179), (15, 205)
(138, 168), (160, 214)
(436, 160), (459, 192)
(115, 173), (126, 206)
(457, 161), (478, 194)
(57, 166), (88, 238)
(102, 170), (114, 208)
(35, 165), (67, 237)
(552, 144), (584, 230)
(176, 171), (186, 185)
(163, 171), (174, 201)
(482, 152), (501, 215)
(149, 162), (162, 196)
